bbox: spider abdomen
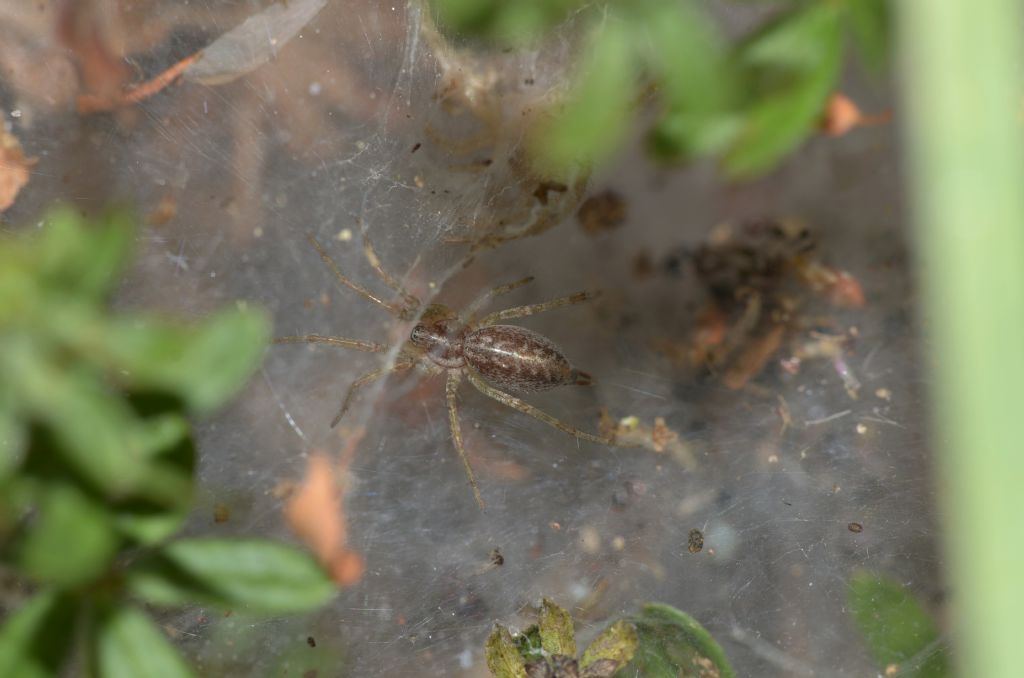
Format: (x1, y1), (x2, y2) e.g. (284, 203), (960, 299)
(464, 325), (577, 392)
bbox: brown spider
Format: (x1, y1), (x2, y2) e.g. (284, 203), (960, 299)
(275, 234), (616, 509)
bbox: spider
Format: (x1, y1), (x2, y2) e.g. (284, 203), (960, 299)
(275, 234), (617, 509)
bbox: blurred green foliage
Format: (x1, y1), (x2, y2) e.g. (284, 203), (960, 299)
(849, 571), (952, 677)
(431, 0), (890, 177)
(0, 209), (336, 677)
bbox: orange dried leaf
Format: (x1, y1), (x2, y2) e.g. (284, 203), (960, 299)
(0, 131), (35, 212)
(285, 452), (364, 587)
(821, 93), (892, 137)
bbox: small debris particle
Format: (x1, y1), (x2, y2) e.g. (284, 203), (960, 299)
(885, 663), (899, 677)
(549, 521), (561, 532)
(532, 180), (568, 205)
(577, 189), (626, 236)
(848, 522), (864, 533)
(490, 548), (504, 566)
(632, 251), (654, 279)
(146, 195), (178, 225)
(611, 536), (625, 551)
(767, 454), (779, 464)
(307, 635), (317, 648)
(856, 423), (868, 435)
(524, 77), (535, 85)
(875, 387), (892, 401)
(336, 228), (353, 241)
(308, 81), (322, 96)
(212, 503), (230, 523)
(411, 142), (421, 153)
(580, 526), (601, 554)
(687, 528), (704, 554)
(651, 417), (678, 453)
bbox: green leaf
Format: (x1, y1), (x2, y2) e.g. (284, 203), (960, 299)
(0, 393), (23, 481)
(18, 482), (119, 587)
(580, 620), (637, 671)
(102, 308), (270, 413)
(94, 605), (196, 678)
(6, 340), (148, 497)
(37, 208), (133, 299)
(532, 19), (636, 177)
(485, 625), (528, 678)
(623, 603), (735, 678)
(112, 408), (196, 545)
(431, 0), (585, 45)
(538, 598), (576, 657)
(848, 572), (952, 677)
(636, 0), (741, 160)
(724, 4), (844, 177)
(127, 538), (336, 614)
(846, 0), (890, 72)
(0, 590), (77, 678)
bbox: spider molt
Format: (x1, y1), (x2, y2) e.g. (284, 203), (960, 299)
(275, 233), (617, 509)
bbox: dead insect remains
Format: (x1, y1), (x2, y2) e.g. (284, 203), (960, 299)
(276, 234), (617, 509)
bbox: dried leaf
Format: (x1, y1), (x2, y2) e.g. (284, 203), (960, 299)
(0, 131), (35, 212)
(485, 625), (528, 678)
(820, 93), (891, 137)
(185, 0), (328, 86)
(58, 0), (130, 108)
(78, 52), (203, 114)
(285, 450), (364, 587)
(538, 598), (577, 658)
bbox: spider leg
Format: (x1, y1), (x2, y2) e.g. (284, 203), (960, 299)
(447, 370), (485, 510)
(361, 234), (420, 315)
(478, 289), (602, 326)
(330, 359), (416, 428)
(465, 370), (612, 445)
(305, 233), (413, 319)
(464, 276), (535, 321)
(273, 334), (388, 353)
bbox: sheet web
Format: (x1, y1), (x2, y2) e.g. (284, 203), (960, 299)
(0, 0), (939, 676)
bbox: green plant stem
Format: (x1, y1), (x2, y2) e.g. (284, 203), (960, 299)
(897, 2), (1024, 677)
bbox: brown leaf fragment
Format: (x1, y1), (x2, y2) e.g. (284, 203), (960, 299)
(285, 450), (364, 587)
(59, 0), (131, 110)
(0, 131), (35, 212)
(78, 51), (203, 114)
(722, 324), (785, 389)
